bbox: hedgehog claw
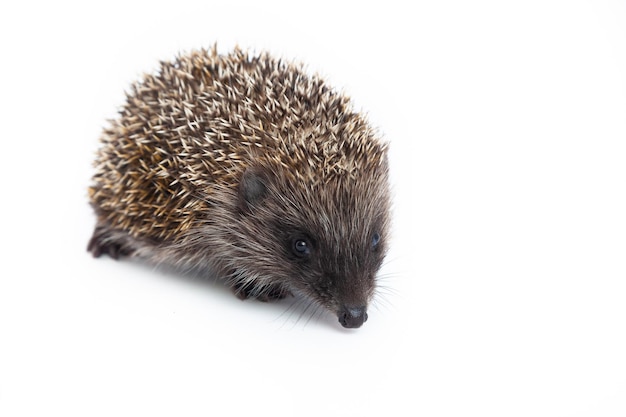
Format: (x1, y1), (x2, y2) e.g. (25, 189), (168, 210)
(232, 282), (291, 302)
(87, 226), (133, 259)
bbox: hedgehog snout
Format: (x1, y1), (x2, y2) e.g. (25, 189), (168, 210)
(338, 305), (368, 329)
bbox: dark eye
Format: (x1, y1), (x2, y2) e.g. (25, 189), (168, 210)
(292, 238), (311, 257)
(372, 232), (381, 248)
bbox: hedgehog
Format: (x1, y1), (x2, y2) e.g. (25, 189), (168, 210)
(87, 46), (391, 329)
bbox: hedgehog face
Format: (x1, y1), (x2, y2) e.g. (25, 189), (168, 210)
(277, 220), (388, 329)
(236, 164), (390, 328)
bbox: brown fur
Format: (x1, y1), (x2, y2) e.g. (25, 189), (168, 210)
(88, 46), (391, 328)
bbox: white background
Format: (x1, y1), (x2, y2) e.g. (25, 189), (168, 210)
(1, 1), (625, 416)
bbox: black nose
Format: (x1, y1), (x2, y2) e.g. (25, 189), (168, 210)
(338, 306), (368, 328)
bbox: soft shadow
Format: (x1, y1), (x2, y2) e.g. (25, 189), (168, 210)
(98, 255), (348, 332)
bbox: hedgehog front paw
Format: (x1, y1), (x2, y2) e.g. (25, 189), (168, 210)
(87, 225), (134, 259)
(232, 281), (292, 302)
(258, 284), (292, 302)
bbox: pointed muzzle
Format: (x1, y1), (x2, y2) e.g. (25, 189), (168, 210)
(338, 305), (368, 329)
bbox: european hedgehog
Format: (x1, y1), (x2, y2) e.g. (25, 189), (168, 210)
(88, 47), (391, 329)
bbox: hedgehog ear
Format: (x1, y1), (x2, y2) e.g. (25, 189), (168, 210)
(239, 166), (269, 212)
